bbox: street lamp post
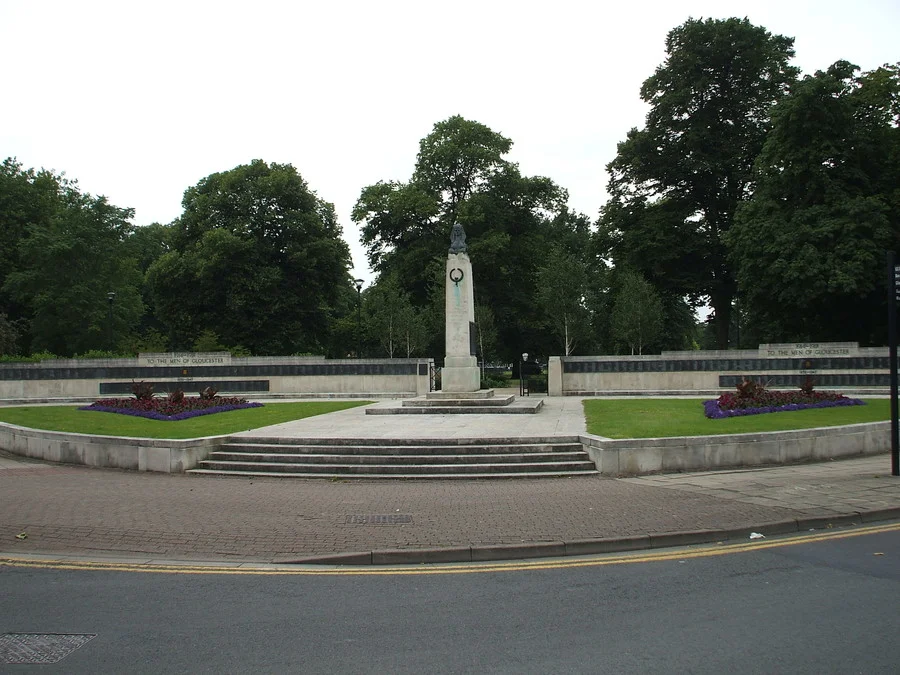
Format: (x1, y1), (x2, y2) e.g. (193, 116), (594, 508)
(520, 352), (529, 397)
(353, 279), (364, 358)
(106, 291), (116, 353)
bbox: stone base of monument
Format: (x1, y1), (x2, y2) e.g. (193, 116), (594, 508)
(365, 389), (544, 415)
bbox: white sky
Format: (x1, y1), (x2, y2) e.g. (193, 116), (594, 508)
(2, 0), (898, 285)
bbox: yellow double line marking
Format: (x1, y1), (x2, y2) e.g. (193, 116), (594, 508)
(3, 522), (898, 576)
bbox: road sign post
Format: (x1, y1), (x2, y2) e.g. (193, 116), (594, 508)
(888, 252), (899, 476)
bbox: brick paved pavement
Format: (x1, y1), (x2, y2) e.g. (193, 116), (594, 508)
(1, 394), (899, 564)
(2, 449), (898, 564)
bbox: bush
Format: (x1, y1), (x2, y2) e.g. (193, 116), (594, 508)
(199, 386), (219, 400)
(131, 381), (155, 400)
(481, 372), (511, 388)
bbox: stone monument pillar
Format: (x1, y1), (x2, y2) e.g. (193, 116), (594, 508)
(442, 222), (481, 392)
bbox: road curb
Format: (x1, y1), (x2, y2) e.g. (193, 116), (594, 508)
(285, 508), (900, 566)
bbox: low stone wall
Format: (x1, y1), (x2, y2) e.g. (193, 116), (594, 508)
(549, 342), (889, 396)
(0, 421), (222, 472)
(2, 418), (889, 476)
(0, 354), (433, 401)
(582, 421), (890, 476)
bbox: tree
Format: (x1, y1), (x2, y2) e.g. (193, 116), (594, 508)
(353, 116), (585, 364)
(0, 313), (23, 356)
(474, 303), (499, 367)
(2, 163), (144, 356)
(728, 61), (900, 343)
(601, 17), (798, 349)
(536, 245), (591, 355)
(364, 274), (424, 358)
(610, 271), (664, 355)
(147, 160), (351, 354)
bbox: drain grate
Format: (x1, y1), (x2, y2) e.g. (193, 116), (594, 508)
(0, 633), (96, 664)
(345, 514), (412, 525)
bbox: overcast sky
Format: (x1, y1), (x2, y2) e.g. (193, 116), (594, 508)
(2, 0), (898, 284)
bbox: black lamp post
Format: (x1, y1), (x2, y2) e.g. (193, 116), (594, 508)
(520, 351), (529, 396)
(106, 291), (116, 352)
(353, 279), (364, 358)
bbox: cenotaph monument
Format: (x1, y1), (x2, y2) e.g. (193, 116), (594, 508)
(365, 220), (542, 413)
(440, 221), (481, 392)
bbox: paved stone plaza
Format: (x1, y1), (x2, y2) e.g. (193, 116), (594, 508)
(1, 395), (898, 564)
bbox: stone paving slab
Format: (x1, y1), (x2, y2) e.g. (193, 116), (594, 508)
(622, 455), (899, 515)
(232, 394), (587, 440)
(1, 448), (898, 564)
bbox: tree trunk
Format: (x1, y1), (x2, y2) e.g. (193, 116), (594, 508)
(712, 294), (732, 350)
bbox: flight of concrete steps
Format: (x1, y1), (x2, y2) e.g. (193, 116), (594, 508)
(187, 436), (598, 479)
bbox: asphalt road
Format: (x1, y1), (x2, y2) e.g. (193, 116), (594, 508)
(2, 526), (898, 674)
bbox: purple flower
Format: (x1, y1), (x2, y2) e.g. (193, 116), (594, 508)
(704, 396), (864, 419)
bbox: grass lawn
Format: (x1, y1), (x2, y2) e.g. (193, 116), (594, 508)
(583, 398), (891, 439)
(0, 401), (372, 439)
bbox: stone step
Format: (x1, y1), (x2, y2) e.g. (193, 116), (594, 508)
(206, 451), (590, 465)
(367, 400), (543, 415)
(227, 435), (581, 447)
(402, 395), (515, 407)
(190, 434), (597, 480)
(187, 469), (599, 480)
(217, 442), (585, 456)
(190, 460), (597, 475)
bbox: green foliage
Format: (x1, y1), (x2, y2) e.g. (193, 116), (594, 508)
(474, 303), (498, 365)
(190, 329), (250, 357)
(364, 274), (426, 357)
(0, 312), (24, 356)
(191, 329), (228, 353)
(480, 369), (510, 389)
(536, 244), (592, 355)
(147, 160), (351, 355)
(121, 328), (169, 355)
(610, 271), (664, 355)
(728, 61), (900, 343)
(353, 116), (589, 364)
(1, 159), (144, 356)
(601, 18), (798, 349)
(73, 350), (133, 359)
(0, 351), (58, 363)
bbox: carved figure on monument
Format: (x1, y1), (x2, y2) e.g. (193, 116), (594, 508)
(449, 221), (467, 254)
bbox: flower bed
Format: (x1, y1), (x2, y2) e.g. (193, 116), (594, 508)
(79, 396), (263, 421)
(704, 389), (864, 419)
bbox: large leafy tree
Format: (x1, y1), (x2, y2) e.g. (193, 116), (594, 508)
(353, 116), (586, 363)
(728, 61), (900, 343)
(147, 160), (351, 354)
(2, 162), (143, 356)
(0, 158), (64, 344)
(600, 17), (798, 349)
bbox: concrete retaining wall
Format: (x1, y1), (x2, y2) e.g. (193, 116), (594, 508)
(0, 422), (223, 472)
(582, 421), (890, 476)
(549, 343), (889, 396)
(0, 355), (433, 401)
(2, 419), (889, 476)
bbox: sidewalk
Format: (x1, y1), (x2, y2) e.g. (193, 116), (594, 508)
(1, 396), (898, 565)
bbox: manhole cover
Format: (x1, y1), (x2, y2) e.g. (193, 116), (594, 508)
(0, 633), (96, 664)
(345, 514), (413, 525)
